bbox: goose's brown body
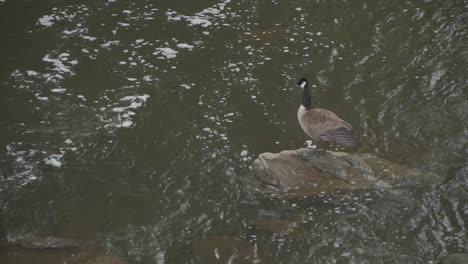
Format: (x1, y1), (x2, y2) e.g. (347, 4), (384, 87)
(297, 78), (358, 147)
(298, 105), (358, 147)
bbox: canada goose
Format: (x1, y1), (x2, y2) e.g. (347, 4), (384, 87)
(297, 78), (358, 149)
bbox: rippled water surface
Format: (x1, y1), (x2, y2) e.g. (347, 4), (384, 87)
(1, 0), (467, 263)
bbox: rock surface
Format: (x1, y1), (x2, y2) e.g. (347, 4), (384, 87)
(0, 236), (126, 264)
(0, 236), (83, 249)
(252, 148), (426, 197)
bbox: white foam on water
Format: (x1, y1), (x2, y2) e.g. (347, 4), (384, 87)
(26, 71), (39, 77)
(44, 154), (63, 168)
(5, 5), (167, 184)
(153, 47), (178, 59)
(112, 107), (126, 112)
(101, 40), (120, 48)
(43, 54), (73, 74)
(5, 145), (41, 187)
(166, 11), (182, 21)
(120, 96), (135, 101)
(38, 15), (55, 27)
(119, 95), (149, 102)
(429, 62), (445, 91)
(165, 0), (233, 29)
(200, 7), (220, 15)
(59, 52), (70, 58)
(81, 35), (97, 41)
(63, 29), (81, 35)
(177, 43), (194, 50)
(180, 84), (191, 89)
(121, 120), (133, 127)
(186, 17), (212, 27)
(128, 101), (142, 108)
(36, 95), (49, 101)
(105, 94), (150, 128)
(51, 88), (67, 93)
(198, 0), (230, 16)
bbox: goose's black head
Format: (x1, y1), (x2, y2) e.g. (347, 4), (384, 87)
(297, 78), (309, 89)
(298, 78), (312, 109)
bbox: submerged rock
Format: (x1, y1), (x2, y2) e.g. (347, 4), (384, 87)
(0, 236), (126, 264)
(254, 217), (304, 236)
(69, 248), (127, 264)
(437, 253), (468, 264)
(251, 148), (426, 197)
(0, 236), (82, 250)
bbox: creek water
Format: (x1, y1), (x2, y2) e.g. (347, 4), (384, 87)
(0, 0), (467, 263)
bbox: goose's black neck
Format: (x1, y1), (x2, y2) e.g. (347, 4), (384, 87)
(301, 84), (312, 110)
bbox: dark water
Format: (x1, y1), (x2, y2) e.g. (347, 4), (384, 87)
(0, 0), (467, 263)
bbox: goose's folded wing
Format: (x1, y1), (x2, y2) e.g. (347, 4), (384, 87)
(322, 126), (359, 147)
(306, 109), (358, 147)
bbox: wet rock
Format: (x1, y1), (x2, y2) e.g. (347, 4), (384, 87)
(251, 148), (425, 197)
(359, 153), (429, 183)
(0, 236), (126, 264)
(1, 236), (83, 249)
(437, 253), (468, 264)
(69, 248), (127, 264)
(254, 218), (305, 237)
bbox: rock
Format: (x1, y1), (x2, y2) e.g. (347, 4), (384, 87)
(254, 218), (303, 235)
(437, 253), (468, 264)
(18, 236), (81, 249)
(70, 248), (127, 264)
(85, 255), (127, 264)
(359, 153), (429, 183)
(0, 236), (126, 264)
(0, 236), (82, 249)
(251, 148), (425, 197)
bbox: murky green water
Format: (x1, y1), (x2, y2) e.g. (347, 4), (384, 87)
(0, 0), (467, 263)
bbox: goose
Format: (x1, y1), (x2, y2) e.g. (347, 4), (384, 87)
(297, 78), (358, 149)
